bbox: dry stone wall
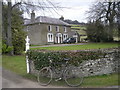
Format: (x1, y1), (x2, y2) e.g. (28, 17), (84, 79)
(29, 48), (119, 77)
(79, 51), (119, 77)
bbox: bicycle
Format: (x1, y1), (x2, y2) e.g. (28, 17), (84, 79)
(37, 58), (84, 87)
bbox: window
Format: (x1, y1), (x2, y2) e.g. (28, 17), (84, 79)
(64, 27), (67, 32)
(63, 34), (68, 41)
(56, 26), (59, 32)
(48, 25), (52, 31)
(47, 33), (54, 42)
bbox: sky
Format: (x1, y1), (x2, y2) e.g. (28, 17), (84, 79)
(23, 0), (96, 23)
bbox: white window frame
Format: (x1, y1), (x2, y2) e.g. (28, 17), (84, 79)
(48, 25), (52, 31)
(56, 26), (59, 32)
(63, 34), (68, 41)
(47, 33), (54, 42)
(64, 27), (67, 32)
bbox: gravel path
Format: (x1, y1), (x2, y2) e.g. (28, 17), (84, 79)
(30, 43), (87, 48)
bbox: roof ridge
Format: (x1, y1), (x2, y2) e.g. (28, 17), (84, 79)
(24, 16), (70, 26)
(36, 16), (60, 20)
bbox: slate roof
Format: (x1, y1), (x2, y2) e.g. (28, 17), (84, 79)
(24, 16), (70, 26)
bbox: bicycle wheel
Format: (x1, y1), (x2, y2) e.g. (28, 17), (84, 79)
(64, 66), (84, 87)
(38, 67), (52, 86)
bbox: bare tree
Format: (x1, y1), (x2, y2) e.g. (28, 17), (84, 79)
(87, 0), (120, 41)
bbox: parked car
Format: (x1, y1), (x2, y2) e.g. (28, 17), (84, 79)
(63, 37), (76, 44)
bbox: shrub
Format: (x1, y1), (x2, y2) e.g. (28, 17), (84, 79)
(12, 29), (26, 55)
(27, 50), (106, 70)
(2, 40), (13, 54)
(86, 20), (112, 42)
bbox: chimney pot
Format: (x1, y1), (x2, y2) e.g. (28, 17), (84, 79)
(31, 10), (35, 22)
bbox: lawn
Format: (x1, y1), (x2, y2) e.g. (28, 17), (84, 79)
(31, 43), (118, 51)
(2, 55), (37, 80)
(2, 54), (119, 87)
(2, 55), (27, 75)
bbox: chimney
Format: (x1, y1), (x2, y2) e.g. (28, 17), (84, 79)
(31, 10), (35, 22)
(59, 16), (64, 21)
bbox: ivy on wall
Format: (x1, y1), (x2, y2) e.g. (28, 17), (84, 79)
(27, 50), (106, 70)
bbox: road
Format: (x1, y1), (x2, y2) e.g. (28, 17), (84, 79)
(2, 68), (65, 88)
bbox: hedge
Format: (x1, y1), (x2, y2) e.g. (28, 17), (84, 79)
(27, 50), (106, 70)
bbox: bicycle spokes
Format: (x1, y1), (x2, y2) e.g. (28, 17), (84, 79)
(38, 67), (52, 86)
(64, 67), (84, 87)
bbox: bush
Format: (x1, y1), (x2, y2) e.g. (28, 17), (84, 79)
(27, 50), (106, 70)
(2, 40), (13, 54)
(12, 29), (26, 55)
(86, 20), (112, 42)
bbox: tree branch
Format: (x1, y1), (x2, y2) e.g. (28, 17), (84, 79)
(11, 2), (21, 10)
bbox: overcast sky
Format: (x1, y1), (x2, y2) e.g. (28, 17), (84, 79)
(23, 0), (96, 23)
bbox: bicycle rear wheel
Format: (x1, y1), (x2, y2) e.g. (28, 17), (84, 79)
(38, 67), (52, 86)
(64, 66), (84, 87)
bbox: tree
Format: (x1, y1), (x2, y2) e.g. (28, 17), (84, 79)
(87, 1), (120, 42)
(2, 4), (26, 55)
(7, 1), (13, 55)
(2, 0), (62, 55)
(12, 7), (26, 55)
(117, 2), (120, 38)
(86, 20), (108, 42)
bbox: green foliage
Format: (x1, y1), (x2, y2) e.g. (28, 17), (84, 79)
(12, 29), (26, 55)
(2, 40), (13, 54)
(2, 5), (26, 55)
(86, 21), (110, 42)
(27, 50), (105, 70)
(11, 7), (26, 55)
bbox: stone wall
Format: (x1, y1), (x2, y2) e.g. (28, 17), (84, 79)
(29, 49), (119, 77)
(79, 50), (119, 77)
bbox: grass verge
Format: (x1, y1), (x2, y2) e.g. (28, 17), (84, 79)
(2, 55), (37, 81)
(50, 73), (119, 87)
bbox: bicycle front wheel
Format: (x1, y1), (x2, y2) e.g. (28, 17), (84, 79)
(38, 67), (52, 86)
(64, 66), (84, 87)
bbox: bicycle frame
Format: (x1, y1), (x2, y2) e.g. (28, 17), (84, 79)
(49, 60), (68, 81)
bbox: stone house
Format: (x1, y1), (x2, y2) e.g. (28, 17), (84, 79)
(24, 11), (79, 45)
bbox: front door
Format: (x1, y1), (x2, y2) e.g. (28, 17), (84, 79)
(56, 33), (62, 44)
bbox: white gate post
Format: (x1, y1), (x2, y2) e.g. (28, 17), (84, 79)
(25, 36), (30, 73)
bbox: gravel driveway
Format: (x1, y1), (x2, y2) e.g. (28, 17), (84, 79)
(30, 43), (87, 48)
